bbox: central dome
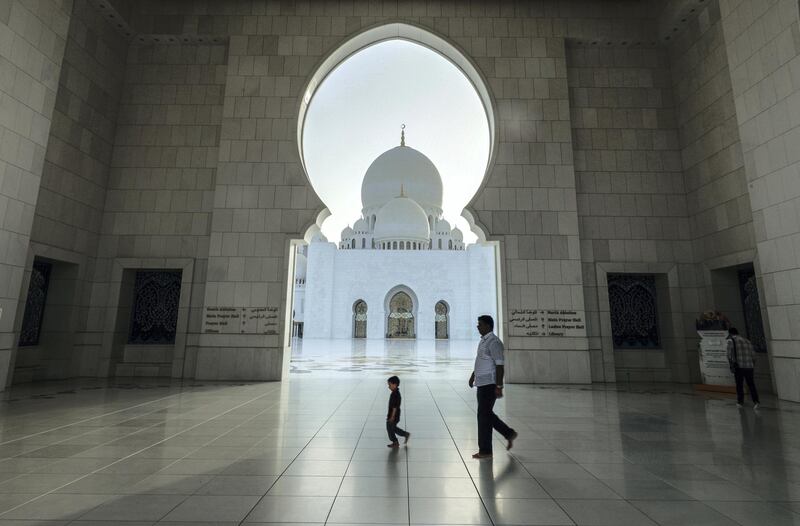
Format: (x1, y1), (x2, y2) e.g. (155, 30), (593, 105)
(361, 146), (443, 212)
(373, 196), (431, 242)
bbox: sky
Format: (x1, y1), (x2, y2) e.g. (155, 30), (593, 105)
(302, 40), (491, 244)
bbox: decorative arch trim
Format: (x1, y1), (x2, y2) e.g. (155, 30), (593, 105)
(297, 21), (498, 197)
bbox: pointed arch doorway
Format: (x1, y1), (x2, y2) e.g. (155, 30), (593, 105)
(387, 290), (415, 338)
(353, 300), (368, 338)
(435, 301), (449, 339)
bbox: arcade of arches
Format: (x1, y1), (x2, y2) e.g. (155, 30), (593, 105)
(350, 296), (450, 340)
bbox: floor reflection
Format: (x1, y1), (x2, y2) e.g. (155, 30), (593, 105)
(0, 371), (799, 524)
(290, 337), (476, 378)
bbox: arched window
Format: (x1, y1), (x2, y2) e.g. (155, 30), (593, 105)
(448, 239), (453, 249)
(435, 301), (449, 339)
(361, 238), (365, 249)
(351, 239), (356, 249)
(438, 239), (442, 250)
(393, 241), (397, 250)
(353, 300), (367, 338)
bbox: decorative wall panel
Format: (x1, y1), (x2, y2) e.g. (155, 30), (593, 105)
(19, 261), (53, 347)
(607, 273), (660, 349)
(129, 270), (182, 345)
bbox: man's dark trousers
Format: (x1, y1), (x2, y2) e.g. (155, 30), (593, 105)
(477, 384), (514, 454)
(734, 367), (759, 404)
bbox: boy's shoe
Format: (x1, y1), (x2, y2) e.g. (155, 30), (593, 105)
(736, 403), (743, 408)
(506, 431), (518, 451)
(404, 432), (411, 444)
(387, 442), (400, 448)
(471, 452), (492, 459)
(754, 403), (760, 410)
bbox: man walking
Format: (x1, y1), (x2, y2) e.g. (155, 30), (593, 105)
(469, 315), (517, 459)
(727, 327), (760, 409)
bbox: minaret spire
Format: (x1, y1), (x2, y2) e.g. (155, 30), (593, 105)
(400, 124), (406, 146)
(399, 184), (406, 197)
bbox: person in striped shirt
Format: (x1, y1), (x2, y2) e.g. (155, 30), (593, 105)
(727, 327), (760, 409)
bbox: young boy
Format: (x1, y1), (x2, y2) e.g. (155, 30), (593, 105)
(386, 376), (410, 448)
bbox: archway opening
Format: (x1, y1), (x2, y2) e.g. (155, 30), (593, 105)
(435, 300), (449, 340)
(387, 290), (416, 339)
(300, 31), (493, 243)
(287, 24), (502, 377)
(353, 300), (368, 339)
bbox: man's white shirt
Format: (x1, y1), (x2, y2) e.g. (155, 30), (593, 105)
(474, 332), (504, 387)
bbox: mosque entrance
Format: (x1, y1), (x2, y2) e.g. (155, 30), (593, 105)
(353, 300), (368, 338)
(435, 301), (449, 339)
(387, 291), (415, 338)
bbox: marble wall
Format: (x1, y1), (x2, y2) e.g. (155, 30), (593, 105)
(666, 0), (771, 388)
(94, 39), (227, 378)
(2, 0), (799, 400)
(568, 42), (692, 383)
(0, 0), (73, 387)
(13, 0), (129, 383)
(719, 0), (800, 401)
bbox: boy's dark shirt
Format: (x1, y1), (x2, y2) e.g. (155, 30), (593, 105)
(387, 389), (401, 421)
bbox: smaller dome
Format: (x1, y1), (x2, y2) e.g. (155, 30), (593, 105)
(374, 196), (430, 242)
(361, 146), (444, 212)
(353, 218), (370, 233)
(435, 218), (452, 234)
(452, 227), (463, 240)
(341, 226), (354, 238)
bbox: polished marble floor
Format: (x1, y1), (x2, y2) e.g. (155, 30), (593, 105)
(0, 343), (798, 525)
(290, 338), (475, 378)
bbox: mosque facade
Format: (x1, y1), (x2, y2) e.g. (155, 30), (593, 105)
(293, 139), (497, 340)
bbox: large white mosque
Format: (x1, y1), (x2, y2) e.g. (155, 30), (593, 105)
(292, 132), (498, 340)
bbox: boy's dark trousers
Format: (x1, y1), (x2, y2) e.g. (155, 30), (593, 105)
(386, 419), (408, 443)
(477, 384), (514, 454)
(734, 367), (760, 404)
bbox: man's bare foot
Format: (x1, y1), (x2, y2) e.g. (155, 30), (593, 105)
(387, 442), (400, 448)
(472, 452), (492, 459)
(404, 432), (411, 444)
(506, 431), (518, 451)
